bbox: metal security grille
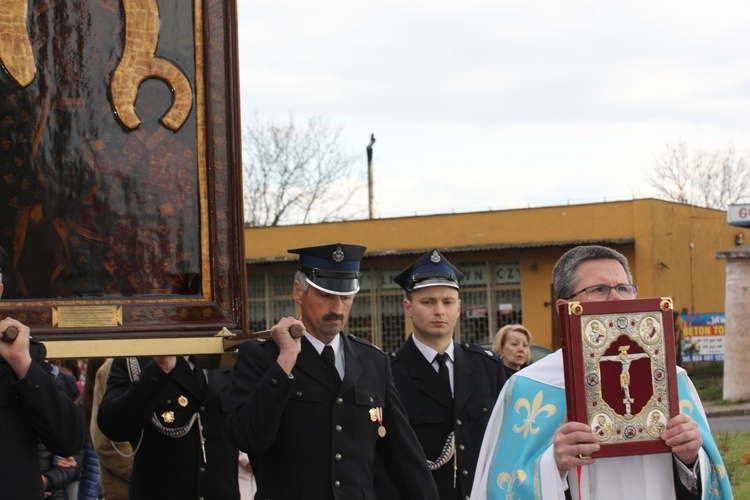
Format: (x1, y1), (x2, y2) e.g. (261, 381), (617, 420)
(247, 272), (265, 299)
(246, 260), (521, 350)
(459, 289), (491, 344)
(248, 299), (266, 332)
(380, 294), (406, 353)
(272, 299), (296, 324)
(495, 286), (523, 333)
(247, 271), (296, 331)
(459, 261), (522, 345)
(273, 272), (292, 296)
(247, 273), (267, 332)
(346, 294), (372, 343)
(271, 273), (295, 326)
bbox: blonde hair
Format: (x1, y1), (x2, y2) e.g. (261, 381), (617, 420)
(493, 324), (532, 364)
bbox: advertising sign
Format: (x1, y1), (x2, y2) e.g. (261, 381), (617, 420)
(728, 204), (750, 228)
(679, 313), (725, 362)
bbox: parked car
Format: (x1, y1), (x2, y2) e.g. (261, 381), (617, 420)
(479, 343), (554, 364)
(529, 343), (554, 363)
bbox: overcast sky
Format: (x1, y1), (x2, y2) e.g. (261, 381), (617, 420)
(236, 1), (750, 219)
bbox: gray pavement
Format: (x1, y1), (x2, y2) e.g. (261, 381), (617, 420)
(708, 414), (750, 433)
(704, 401), (750, 419)
(704, 401), (750, 433)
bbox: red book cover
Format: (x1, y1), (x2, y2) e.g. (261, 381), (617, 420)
(558, 297), (679, 458)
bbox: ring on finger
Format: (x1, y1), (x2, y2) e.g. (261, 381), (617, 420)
(577, 453), (591, 460)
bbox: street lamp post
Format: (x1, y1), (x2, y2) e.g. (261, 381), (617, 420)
(367, 133), (375, 219)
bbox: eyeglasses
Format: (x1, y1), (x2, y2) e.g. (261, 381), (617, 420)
(566, 284), (638, 301)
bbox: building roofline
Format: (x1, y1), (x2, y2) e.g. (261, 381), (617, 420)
(246, 238), (636, 264)
(243, 197), (725, 229)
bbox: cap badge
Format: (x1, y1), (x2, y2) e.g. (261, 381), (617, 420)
(332, 245), (345, 263)
(430, 250), (441, 263)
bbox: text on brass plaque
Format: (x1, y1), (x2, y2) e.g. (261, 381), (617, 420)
(52, 306), (123, 328)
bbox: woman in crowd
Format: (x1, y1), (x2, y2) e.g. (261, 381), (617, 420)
(492, 324), (532, 379)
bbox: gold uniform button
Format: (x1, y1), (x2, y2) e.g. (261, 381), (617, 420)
(336, 398), (343, 405)
(459, 444), (465, 451)
(335, 453), (342, 461)
(335, 425), (342, 432)
(334, 481), (341, 488)
(456, 419), (462, 426)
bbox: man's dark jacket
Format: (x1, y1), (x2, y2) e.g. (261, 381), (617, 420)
(384, 336), (506, 500)
(0, 338), (84, 499)
(39, 439), (85, 499)
(227, 333), (439, 500)
(98, 357), (239, 500)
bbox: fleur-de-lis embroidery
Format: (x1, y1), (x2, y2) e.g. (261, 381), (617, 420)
(513, 391), (557, 437)
(707, 464), (726, 498)
(497, 470), (527, 500)
(709, 477), (721, 498)
(713, 464), (726, 479)
(679, 399), (694, 415)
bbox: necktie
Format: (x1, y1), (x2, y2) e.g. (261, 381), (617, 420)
(322, 345), (341, 386)
(190, 357), (208, 398)
(434, 352), (452, 395)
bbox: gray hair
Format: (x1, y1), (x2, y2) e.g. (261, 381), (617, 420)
(294, 271), (310, 293)
(552, 245), (632, 300)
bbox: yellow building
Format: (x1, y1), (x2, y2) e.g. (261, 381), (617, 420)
(244, 199), (741, 352)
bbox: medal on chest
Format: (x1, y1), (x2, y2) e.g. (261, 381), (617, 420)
(370, 407), (386, 437)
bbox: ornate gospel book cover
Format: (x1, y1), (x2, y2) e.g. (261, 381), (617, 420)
(558, 297), (678, 458)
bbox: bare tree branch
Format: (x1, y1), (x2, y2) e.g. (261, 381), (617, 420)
(242, 114), (366, 226)
(648, 142), (750, 209)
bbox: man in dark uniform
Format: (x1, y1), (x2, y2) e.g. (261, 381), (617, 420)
(98, 352), (239, 498)
(382, 248), (506, 500)
(227, 243), (438, 500)
(0, 246), (85, 499)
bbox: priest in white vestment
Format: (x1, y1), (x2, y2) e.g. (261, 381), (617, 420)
(471, 246), (732, 500)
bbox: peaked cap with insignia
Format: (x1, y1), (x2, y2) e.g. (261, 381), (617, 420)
(288, 243), (367, 295)
(393, 248), (464, 292)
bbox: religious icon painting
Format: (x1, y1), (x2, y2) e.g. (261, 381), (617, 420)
(0, 0), (248, 351)
(559, 297), (679, 458)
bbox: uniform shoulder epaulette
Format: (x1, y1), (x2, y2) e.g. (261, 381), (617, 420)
(246, 337), (276, 352)
(348, 334), (384, 353)
(460, 341), (500, 360)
